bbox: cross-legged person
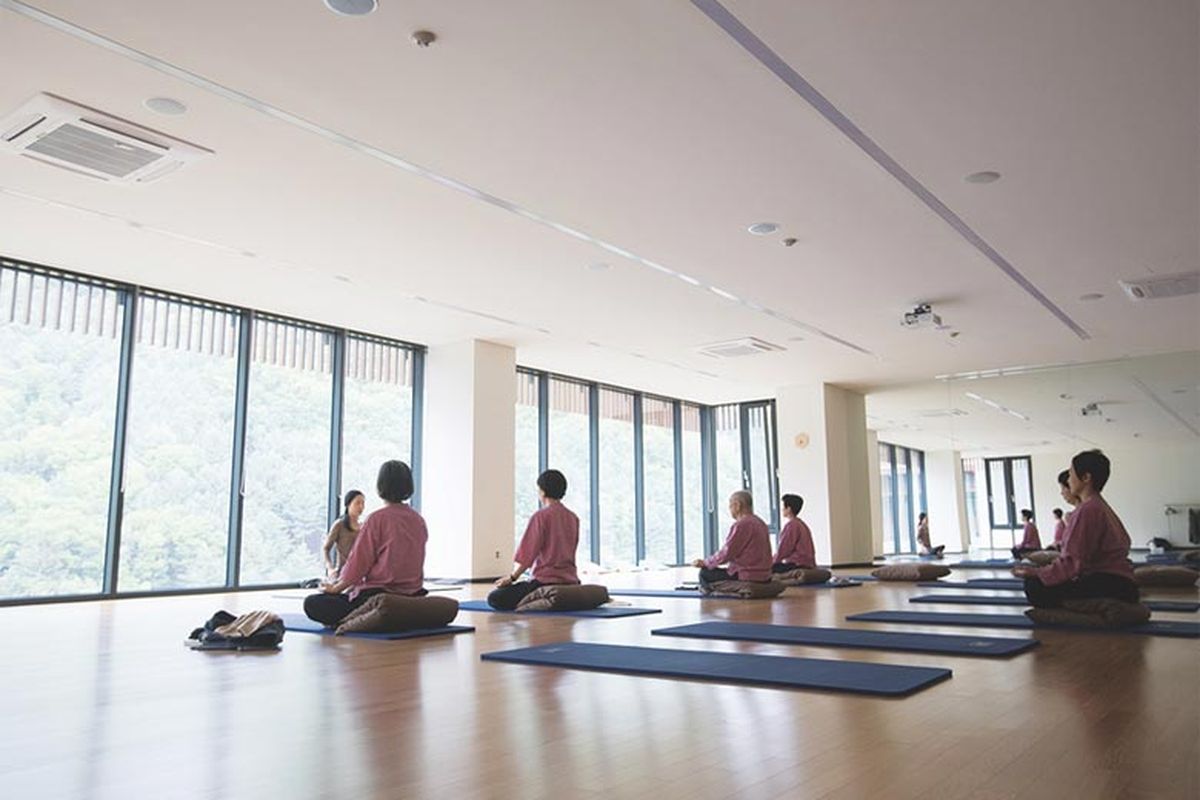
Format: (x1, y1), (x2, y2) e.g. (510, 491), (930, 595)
(692, 490), (773, 591)
(772, 493), (816, 573)
(488, 469), (579, 610)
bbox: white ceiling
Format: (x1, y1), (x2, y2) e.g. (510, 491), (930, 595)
(0, 0), (1196, 408)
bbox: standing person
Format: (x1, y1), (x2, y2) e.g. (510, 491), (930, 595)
(304, 461), (428, 626)
(917, 512), (944, 557)
(488, 469), (580, 610)
(772, 494), (816, 572)
(1014, 450), (1139, 607)
(1012, 509), (1042, 560)
(692, 491), (773, 590)
(322, 489), (364, 579)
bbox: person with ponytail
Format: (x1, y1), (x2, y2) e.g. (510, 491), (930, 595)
(322, 489), (365, 578)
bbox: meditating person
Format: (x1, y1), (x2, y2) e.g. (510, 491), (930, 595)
(488, 469), (579, 610)
(1011, 509), (1042, 560)
(1050, 508), (1066, 550)
(322, 489), (364, 578)
(1046, 470), (1079, 551)
(772, 494), (816, 572)
(1013, 450), (1139, 607)
(916, 512), (944, 557)
(691, 490), (773, 590)
(304, 460), (428, 626)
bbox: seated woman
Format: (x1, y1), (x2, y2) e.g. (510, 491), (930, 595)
(692, 491), (773, 588)
(916, 512), (944, 557)
(1048, 508), (1066, 551)
(1014, 450), (1139, 608)
(1011, 509), (1042, 560)
(1046, 471), (1079, 550)
(488, 469), (579, 610)
(304, 461), (428, 627)
(322, 489), (364, 579)
(772, 493), (816, 572)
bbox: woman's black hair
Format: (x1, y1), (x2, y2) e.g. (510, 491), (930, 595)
(537, 469), (568, 500)
(1071, 449), (1111, 492)
(1053, 508), (1063, 519)
(376, 460), (414, 503)
(781, 494), (804, 515)
(1057, 469), (1070, 488)
(918, 512), (928, 523)
(341, 489), (364, 527)
(1021, 508), (1033, 521)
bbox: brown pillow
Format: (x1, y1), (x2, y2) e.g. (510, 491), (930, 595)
(1026, 599), (1151, 628)
(704, 579), (786, 598)
(871, 563), (952, 581)
(516, 583), (610, 612)
(335, 594), (459, 634)
(771, 567), (832, 585)
(1023, 550), (1060, 566)
(1134, 566), (1199, 588)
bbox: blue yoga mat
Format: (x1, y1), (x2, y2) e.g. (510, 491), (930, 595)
(967, 577), (1024, 586)
(917, 580), (1022, 591)
(607, 583), (860, 600)
(481, 641), (951, 696)
(279, 613), (474, 640)
(909, 594), (1200, 613)
(457, 599), (661, 618)
(951, 560), (1019, 568)
(847, 610), (1200, 638)
(651, 621), (1037, 657)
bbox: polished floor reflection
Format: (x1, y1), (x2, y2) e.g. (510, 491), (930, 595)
(0, 570), (1196, 800)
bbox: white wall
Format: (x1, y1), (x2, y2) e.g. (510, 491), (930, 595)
(924, 450), (968, 551)
(1029, 442), (1200, 547)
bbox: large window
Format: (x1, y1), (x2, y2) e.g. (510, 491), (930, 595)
(598, 388), (636, 566)
(119, 295), (238, 592)
(642, 398), (677, 566)
(0, 267), (123, 598)
(513, 371), (541, 544)
(714, 405), (743, 511)
(341, 335), (416, 518)
(878, 442), (926, 554)
(548, 378), (592, 565)
(680, 404), (705, 562)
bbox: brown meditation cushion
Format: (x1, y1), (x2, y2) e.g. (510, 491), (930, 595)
(1025, 598), (1151, 628)
(516, 583), (610, 612)
(771, 567), (832, 585)
(871, 563), (952, 581)
(1023, 550), (1061, 566)
(335, 594), (459, 634)
(1133, 566), (1199, 588)
(703, 579), (787, 599)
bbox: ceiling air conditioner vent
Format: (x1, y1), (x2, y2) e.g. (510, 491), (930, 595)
(0, 93), (211, 184)
(696, 337), (786, 359)
(1119, 271), (1199, 301)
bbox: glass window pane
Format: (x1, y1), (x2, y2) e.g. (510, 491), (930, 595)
(240, 319), (333, 584)
(548, 379), (592, 566)
(341, 336), (414, 519)
(988, 459), (1011, 530)
(714, 404), (742, 506)
(746, 405), (776, 529)
(896, 449), (911, 551)
(0, 268), (122, 598)
(514, 371), (540, 546)
(119, 297), (237, 591)
(598, 388), (635, 567)
(643, 398), (677, 566)
(1011, 457), (1034, 521)
(880, 444), (896, 555)
(681, 404), (704, 562)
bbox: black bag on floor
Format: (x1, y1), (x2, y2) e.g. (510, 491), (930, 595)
(185, 610), (285, 651)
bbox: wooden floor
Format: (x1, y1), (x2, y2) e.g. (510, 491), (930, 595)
(1, 569), (1197, 800)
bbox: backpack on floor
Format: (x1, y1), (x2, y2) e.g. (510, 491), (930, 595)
(186, 610), (285, 651)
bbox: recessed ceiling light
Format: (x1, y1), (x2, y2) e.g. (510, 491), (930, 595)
(677, 273), (702, 286)
(144, 97), (187, 116)
(586, 262), (610, 272)
(334, 275), (352, 283)
(964, 171), (1001, 184)
(324, 0), (378, 16)
(1079, 292), (1104, 301)
(747, 222), (779, 235)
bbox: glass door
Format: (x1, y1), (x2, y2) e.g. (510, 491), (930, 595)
(985, 456), (1034, 551)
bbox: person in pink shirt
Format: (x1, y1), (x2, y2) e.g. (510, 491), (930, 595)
(772, 494), (816, 572)
(304, 460), (428, 626)
(1046, 470), (1079, 551)
(916, 512), (944, 557)
(1011, 509), (1042, 560)
(691, 490), (773, 589)
(1013, 450), (1139, 607)
(1049, 508), (1067, 550)
(488, 469), (580, 610)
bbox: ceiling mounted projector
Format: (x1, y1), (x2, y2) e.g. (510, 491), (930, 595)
(901, 303), (942, 330)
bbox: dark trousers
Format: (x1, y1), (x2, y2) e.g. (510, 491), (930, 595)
(771, 562), (815, 574)
(304, 588), (385, 626)
(1012, 546), (1039, 560)
(1023, 572), (1140, 609)
(698, 567), (733, 588)
(487, 580), (543, 610)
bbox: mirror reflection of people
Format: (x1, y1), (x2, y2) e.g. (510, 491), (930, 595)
(322, 489), (364, 579)
(488, 469), (580, 610)
(691, 491), (773, 589)
(916, 512), (944, 557)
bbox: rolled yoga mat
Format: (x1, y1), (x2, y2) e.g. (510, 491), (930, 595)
(651, 621), (1037, 657)
(456, 599), (661, 618)
(481, 641), (952, 696)
(846, 610), (1200, 638)
(908, 594), (1200, 613)
(279, 613), (474, 640)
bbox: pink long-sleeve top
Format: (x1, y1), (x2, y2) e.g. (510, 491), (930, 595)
(1032, 495), (1134, 587)
(774, 518), (816, 568)
(514, 501), (580, 584)
(1019, 521), (1041, 550)
(705, 514), (773, 581)
(1053, 519), (1067, 547)
(338, 503), (427, 599)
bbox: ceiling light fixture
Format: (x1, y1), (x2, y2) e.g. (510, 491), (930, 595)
(964, 170), (1001, 184)
(144, 97), (187, 116)
(708, 286), (739, 302)
(676, 273), (702, 286)
(1079, 293), (1104, 301)
(586, 262), (610, 272)
(324, 0), (378, 16)
(747, 222), (779, 235)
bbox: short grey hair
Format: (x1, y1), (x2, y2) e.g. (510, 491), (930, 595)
(729, 490), (753, 511)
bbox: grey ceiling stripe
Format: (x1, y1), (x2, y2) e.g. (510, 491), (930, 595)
(691, 0), (1090, 341)
(0, 0), (874, 357)
(1131, 376), (1200, 437)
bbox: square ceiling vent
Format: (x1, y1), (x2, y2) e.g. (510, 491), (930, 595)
(696, 337), (786, 358)
(0, 93), (211, 184)
(1119, 270), (1199, 301)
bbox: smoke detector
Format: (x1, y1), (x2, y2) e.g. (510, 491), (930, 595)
(696, 337), (786, 359)
(1119, 271), (1199, 301)
(0, 93), (212, 184)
